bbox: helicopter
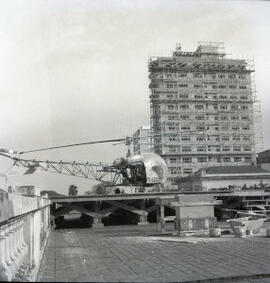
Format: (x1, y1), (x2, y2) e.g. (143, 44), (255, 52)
(0, 134), (169, 195)
(0, 129), (206, 195)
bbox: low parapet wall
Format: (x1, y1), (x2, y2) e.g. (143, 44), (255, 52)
(0, 188), (51, 281)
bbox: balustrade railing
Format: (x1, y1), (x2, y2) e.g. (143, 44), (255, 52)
(0, 187), (51, 281)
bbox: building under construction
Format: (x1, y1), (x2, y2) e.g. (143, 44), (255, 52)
(148, 42), (263, 187)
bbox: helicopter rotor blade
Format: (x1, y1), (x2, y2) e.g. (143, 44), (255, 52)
(20, 138), (126, 155)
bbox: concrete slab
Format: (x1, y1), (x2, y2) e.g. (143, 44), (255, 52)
(38, 223), (270, 282)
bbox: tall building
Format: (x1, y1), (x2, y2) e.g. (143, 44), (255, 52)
(148, 42), (263, 187)
(133, 126), (153, 155)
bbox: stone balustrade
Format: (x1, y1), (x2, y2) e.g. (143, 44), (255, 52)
(0, 188), (51, 281)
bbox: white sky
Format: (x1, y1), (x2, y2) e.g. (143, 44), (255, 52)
(0, 0), (270, 194)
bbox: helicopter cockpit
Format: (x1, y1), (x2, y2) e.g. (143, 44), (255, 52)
(113, 153), (168, 187)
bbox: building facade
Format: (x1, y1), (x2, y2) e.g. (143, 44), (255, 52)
(133, 126), (153, 155)
(177, 166), (270, 192)
(148, 42), (263, 187)
(257, 150), (270, 172)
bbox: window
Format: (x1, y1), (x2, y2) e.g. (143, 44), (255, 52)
(168, 105), (174, 110)
(239, 86), (247, 89)
(181, 136), (191, 141)
(198, 157), (207, 163)
(170, 168), (180, 175)
(197, 146), (206, 152)
(215, 146), (221, 152)
(228, 74), (236, 79)
(244, 146), (251, 152)
(222, 146), (230, 152)
(229, 85), (237, 89)
(220, 105), (228, 110)
(222, 136), (230, 141)
(177, 73), (187, 77)
(194, 73), (203, 78)
(233, 135), (240, 141)
(240, 95), (248, 100)
(195, 104), (204, 110)
(196, 125), (206, 131)
(219, 74), (225, 78)
(223, 157), (231, 163)
(168, 133), (179, 141)
(196, 136), (205, 141)
(233, 146), (241, 152)
(168, 115), (177, 120)
(183, 168), (192, 174)
(195, 115), (204, 120)
(180, 115), (189, 120)
(169, 146), (177, 153)
(243, 126), (250, 131)
(241, 116), (249, 121)
(167, 94), (174, 99)
(230, 95), (238, 99)
(181, 125), (190, 130)
(170, 158), (177, 163)
(182, 146), (191, 152)
(179, 104), (189, 110)
(232, 125), (240, 130)
(194, 84), (203, 88)
(182, 157), (192, 163)
(241, 105), (248, 110)
(167, 83), (175, 88)
(244, 157), (252, 162)
(219, 85), (226, 89)
(219, 95), (227, 99)
(231, 116), (239, 120)
(234, 157), (242, 162)
(194, 95), (204, 99)
(179, 94), (189, 99)
(178, 84), (188, 88)
(243, 136), (250, 141)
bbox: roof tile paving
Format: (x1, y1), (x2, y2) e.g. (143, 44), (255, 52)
(38, 224), (270, 282)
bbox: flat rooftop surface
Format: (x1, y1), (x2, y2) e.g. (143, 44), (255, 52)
(38, 223), (270, 282)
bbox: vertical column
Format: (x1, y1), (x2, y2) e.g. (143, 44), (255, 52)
(138, 200), (149, 225)
(8, 224), (16, 263)
(12, 222), (19, 258)
(47, 206), (51, 230)
(4, 225), (12, 266)
(20, 219), (27, 250)
(92, 202), (104, 228)
(160, 204), (165, 233)
(0, 226), (10, 281)
(0, 226), (8, 269)
(33, 211), (41, 268)
(17, 220), (24, 253)
(156, 205), (160, 223)
(29, 214), (35, 269)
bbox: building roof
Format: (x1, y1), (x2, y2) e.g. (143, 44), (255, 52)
(258, 149), (270, 156)
(205, 166), (269, 175)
